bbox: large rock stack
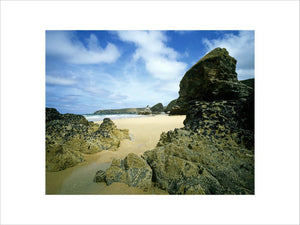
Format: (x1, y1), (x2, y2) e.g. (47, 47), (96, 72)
(150, 103), (164, 114)
(94, 47), (255, 194)
(169, 47), (253, 115)
(46, 108), (130, 172)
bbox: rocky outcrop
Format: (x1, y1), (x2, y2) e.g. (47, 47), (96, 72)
(150, 103), (164, 114)
(165, 99), (177, 113)
(93, 47), (254, 195)
(170, 48), (253, 115)
(165, 99), (185, 115)
(141, 48), (254, 194)
(94, 170), (106, 183)
(138, 105), (152, 115)
(46, 108), (62, 122)
(240, 78), (254, 89)
(184, 97), (254, 149)
(46, 108), (130, 171)
(143, 127), (254, 194)
(96, 153), (152, 190)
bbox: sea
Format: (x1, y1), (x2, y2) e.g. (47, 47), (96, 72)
(82, 114), (151, 122)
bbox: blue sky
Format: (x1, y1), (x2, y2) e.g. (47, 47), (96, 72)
(46, 30), (254, 114)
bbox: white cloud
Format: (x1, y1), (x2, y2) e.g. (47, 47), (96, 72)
(202, 30), (254, 80)
(46, 75), (77, 86)
(117, 31), (187, 80)
(46, 31), (120, 64)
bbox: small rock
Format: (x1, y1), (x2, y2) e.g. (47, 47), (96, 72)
(94, 170), (106, 183)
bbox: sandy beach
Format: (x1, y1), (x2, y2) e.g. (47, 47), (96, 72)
(46, 114), (185, 194)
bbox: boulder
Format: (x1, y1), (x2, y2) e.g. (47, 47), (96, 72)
(170, 48), (253, 115)
(61, 113), (89, 126)
(46, 109), (130, 171)
(94, 170), (106, 183)
(104, 153), (152, 190)
(143, 128), (254, 194)
(150, 103), (164, 114)
(124, 153), (152, 189)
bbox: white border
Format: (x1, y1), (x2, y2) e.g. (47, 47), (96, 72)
(1, 1), (299, 224)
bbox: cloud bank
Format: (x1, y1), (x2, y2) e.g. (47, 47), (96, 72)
(117, 31), (187, 81)
(46, 31), (120, 64)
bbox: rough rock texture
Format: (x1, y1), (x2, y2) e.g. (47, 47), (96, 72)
(46, 108), (62, 122)
(143, 125), (254, 194)
(165, 99), (177, 113)
(46, 109), (130, 172)
(170, 48), (253, 115)
(103, 153), (152, 189)
(94, 170), (106, 183)
(184, 97), (254, 149)
(240, 78), (254, 89)
(150, 103), (164, 114)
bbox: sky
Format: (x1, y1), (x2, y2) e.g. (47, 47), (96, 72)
(46, 30), (254, 114)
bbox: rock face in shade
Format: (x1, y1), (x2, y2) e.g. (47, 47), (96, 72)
(103, 153), (152, 190)
(169, 48), (253, 115)
(94, 170), (106, 183)
(46, 108), (62, 122)
(165, 99), (178, 113)
(46, 109), (130, 172)
(150, 103), (164, 114)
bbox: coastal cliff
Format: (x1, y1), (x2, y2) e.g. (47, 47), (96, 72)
(96, 48), (254, 194)
(94, 103), (165, 115)
(94, 108), (145, 115)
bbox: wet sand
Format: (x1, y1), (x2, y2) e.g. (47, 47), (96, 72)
(46, 114), (185, 194)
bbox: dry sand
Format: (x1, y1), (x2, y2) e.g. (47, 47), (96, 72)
(46, 114), (185, 194)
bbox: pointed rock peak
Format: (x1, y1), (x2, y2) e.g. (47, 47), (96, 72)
(197, 47), (235, 63)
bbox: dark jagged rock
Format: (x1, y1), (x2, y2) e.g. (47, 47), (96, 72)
(46, 108), (62, 122)
(61, 113), (89, 126)
(94, 170), (106, 183)
(184, 97), (254, 149)
(104, 153), (152, 189)
(170, 48), (253, 115)
(165, 99), (177, 113)
(150, 103), (164, 114)
(46, 109), (130, 172)
(240, 78), (254, 89)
